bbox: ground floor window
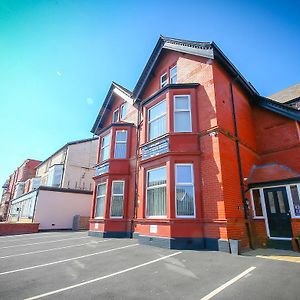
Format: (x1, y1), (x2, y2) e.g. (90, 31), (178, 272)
(290, 185), (300, 217)
(146, 166), (167, 217)
(95, 183), (106, 218)
(110, 181), (125, 218)
(251, 189), (263, 218)
(175, 164), (195, 217)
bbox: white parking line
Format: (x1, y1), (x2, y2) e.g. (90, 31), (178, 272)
(0, 231), (86, 243)
(200, 266), (256, 300)
(24, 251), (182, 300)
(0, 236), (90, 249)
(0, 244), (139, 276)
(0, 239), (111, 259)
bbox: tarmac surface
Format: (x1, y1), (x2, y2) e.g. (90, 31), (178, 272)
(0, 231), (299, 300)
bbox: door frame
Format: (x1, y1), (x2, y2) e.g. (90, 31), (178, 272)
(250, 183), (300, 241)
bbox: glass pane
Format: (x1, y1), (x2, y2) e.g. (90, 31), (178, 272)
(149, 115), (166, 140)
(120, 103), (127, 119)
(101, 146), (110, 161)
(161, 74), (167, 87)
(95, 196), (105, 217)
(113, 182), (124, 195)
(175, 96), (189, 110)
(147, 186), (166, 216)
(277, 191), (286, 213)
(52, 165), (63, 187)
(252, 189), (263, 216)
(291, 185), (300, 216)
(176, 185), (194, 216)
(176, 165), (192, 184)
(102, 134), (110, 147)
(116, 131), (127, 142)
(114, 143), (127, 158)
(97, 184), (106, 197)
(268, 192), (276, 213)
(113, 110), (119, 122)
(149, 101), (166, 122)
(147, 167), (166, 187)
(111, 196), (124, 217)
(170, 66), (177, 83)
(174, 111), (191, 132)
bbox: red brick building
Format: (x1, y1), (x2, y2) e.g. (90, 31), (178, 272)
(89, 36), (300, 251)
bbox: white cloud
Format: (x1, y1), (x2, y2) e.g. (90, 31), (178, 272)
(86, 97), (94, 105)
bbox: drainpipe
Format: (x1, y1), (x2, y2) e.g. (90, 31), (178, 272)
(229, 79), (253, 249)
(132, 101), (142, 237)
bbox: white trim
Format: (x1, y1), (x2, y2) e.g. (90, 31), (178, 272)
(268, 237), (292, 241)
(95, 181), (107, 219)
(110, 180), (125, 218)
(175, 163), (196, 218)
(170, 65), (177, 84)
(148, 99), (167, 141)
(120, 103), (127, 120)
(250, 189), (264, 219)
(174, 95), (192, 133)
(114, 130), (127, 159)
(100, 132), (111, 162)
(112, 109), (119, 123)
(160, 72), (167, 88)
(145, 165), (167, 218)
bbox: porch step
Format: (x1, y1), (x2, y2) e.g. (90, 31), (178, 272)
(267, 239), (293, 250)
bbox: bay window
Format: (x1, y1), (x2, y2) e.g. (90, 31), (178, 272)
(113, 109), (119, 123)
(95, 183), (106, 218)
(114, 130), (127, 158)
(110, 181), (125, 218)
(148, 100), (166, 140)
(170, 65), (177, 83)
(174, 95), (192, 132)
(175, 164), (195, 217)
(100, 133), (111, 161)
(120, 103), (127, 119)
(146, 166), (167, 217)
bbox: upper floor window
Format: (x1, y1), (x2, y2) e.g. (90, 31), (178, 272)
(47, 164), (63, 188)
(120, 103), (127, 120)
(146, 166), (167, 217)
(175, 164), (195, 217)
(114, 130), (127, 158)
(174, 95), (192, 132)
(95, 183), (106, 218)
(170, 65), (177, 84)
(110, 181), (125, 218)
(113, 109), (119, 123)
(100, 133), (111, 162)
(160, 73), (168, 88)
(148, 100), (166, 140)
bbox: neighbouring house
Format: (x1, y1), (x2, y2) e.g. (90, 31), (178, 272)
(88, 35), (300, 252)
(0, 159), (41, 221)
(8, 138), (98, 230)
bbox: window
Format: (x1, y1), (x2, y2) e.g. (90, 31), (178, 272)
(148, 100), (166, 140)
(100, 133), (111, 161)
(47, 164), (63, 187)
(251, 189), (263, 217)
(113, 109), (119, 123)
(95, 183), (106, 218)
(120, 103), (127, 119)
(160, 73), (167, 88)
(174, 95), (192, 132)
(170, 65), (177, 84)
(175, 164), (195, 217)
(290, 185), (300, 217)
(146, 166), (167, 217)
(114, 130), (127, 158)
(110, 181), (124, 218)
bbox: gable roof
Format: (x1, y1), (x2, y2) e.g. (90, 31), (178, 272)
(132, 35), (258, 101)
(268, 83), (300, 104)
(91, 82), (133, 135)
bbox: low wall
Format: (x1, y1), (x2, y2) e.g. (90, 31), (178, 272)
(0, 222), (39, 235)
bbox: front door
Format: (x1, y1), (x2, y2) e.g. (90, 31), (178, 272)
(264, 187), (292, 238)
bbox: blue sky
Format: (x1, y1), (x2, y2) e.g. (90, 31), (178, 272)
(0, 0), (299, 186)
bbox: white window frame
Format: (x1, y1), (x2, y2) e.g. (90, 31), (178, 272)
(113, 109), (119, 123)
(100, 132), (111, 162)
(146, 166), (167, 218)
(170, 65), (177, 84)
(110, 180), (125, 219)
(120, 103), (127, 120)
(250, 189), (264, 219)
(114, 130), (127, 159)
(160, 73), (168, 88)
(148, 99), (167, 141)
(95, 182), (107, 219)
(174, 95), (192, 132)
(175, 163), (196, 218)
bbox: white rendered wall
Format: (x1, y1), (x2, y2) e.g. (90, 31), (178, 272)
(34, 190), (92, 230)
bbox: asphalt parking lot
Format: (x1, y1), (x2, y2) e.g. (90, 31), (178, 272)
(0, 231), (299, 300)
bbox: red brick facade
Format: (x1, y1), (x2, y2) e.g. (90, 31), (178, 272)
(89, 37), (300, 251)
